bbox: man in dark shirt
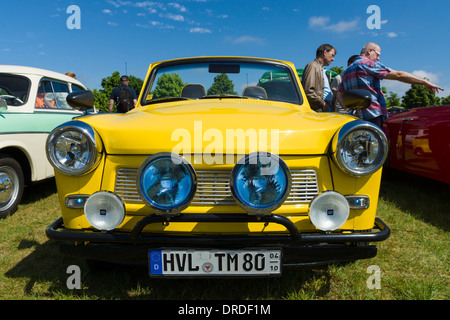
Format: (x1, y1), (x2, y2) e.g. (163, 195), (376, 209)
(108, 75), (137, 113)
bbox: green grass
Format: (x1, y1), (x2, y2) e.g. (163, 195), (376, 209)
(0, 170), (448, 300)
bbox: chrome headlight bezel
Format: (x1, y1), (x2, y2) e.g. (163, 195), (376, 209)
(230, 152), (292, 215)
(332, 121), (388, 177)
(137, 152), (197, 215)
(46, 121), (103, 176)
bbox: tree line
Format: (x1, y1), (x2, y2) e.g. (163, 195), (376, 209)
(91, 71), (237, 112)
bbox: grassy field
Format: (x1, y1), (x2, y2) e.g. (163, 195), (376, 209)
(0, 169), (448, 300)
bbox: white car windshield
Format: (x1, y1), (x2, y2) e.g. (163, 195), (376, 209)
(144, 60), (302, 105)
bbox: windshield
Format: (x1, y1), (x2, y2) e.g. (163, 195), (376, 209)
(144, 60), (301, 105)
(0, 74), (30, 106)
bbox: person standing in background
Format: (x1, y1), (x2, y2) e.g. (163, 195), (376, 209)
(331, 55), (359, 113)
(301, 44), (337, 112)
(109, 75), (137, 113)
(337, 42), (443, 128)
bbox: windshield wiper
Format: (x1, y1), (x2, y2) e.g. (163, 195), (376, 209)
(199, 95), (248, 100)
(146, 97), (192, 104)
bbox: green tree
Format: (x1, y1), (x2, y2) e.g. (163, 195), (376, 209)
(207, 73), (237, 96)
(441, 95), (450, 105)
(92, 89), (109, 112)
(386, 91), (401, 108)
(129, 76), (144, 97)
(99, 71), (144, 97)
(401, 83), (440, 109)
(330, 66), (344, 75)
(92, 71), (144, 112)
(152, 73), (185, 99)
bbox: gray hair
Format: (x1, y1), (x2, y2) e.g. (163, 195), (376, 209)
(361, 42), (379, 55)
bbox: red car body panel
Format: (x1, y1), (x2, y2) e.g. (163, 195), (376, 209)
(383, 105), (450, 184)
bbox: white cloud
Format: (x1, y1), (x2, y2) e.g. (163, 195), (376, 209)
(309, 16), (359, 33)
(206, 9), (227, 19)
(107, 0), (121, 8)
(168, 3), (187, 12)
(102, 9), (112, 14)
(412, 70), (440, 83)
(161, 13), (185, 22)
(225, 35), (266, 45)
(309, 16), (330, 28)
(190, 27), (212, 34)
(107, 21), (118, 26)
(330, 19), (359, 33)
(108, 1), (163, 13)
(383, 79), (410, 96)
(387, 32), (398, 38)
(149, 21), (161, 27)
(136, 23), (149, 28)
(136, 21), (174, 30)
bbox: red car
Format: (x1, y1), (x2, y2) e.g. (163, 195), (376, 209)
(383, 105), (450, 184)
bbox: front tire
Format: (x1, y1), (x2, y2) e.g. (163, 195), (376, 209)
(0, 155), (24, 219)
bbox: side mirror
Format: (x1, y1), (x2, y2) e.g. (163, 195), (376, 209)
(343, 89), (372, 110)
(0, 98), (7, 112)
(66, 90), (95, 112)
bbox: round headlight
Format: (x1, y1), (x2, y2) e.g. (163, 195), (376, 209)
(309, 191), (350, 232)
(84, 191), (125, 231)
(230, 152), (291, 215)
(137, 153), (197, 215)
(333, 121), (388, 176)
(46, 121), (102, 175)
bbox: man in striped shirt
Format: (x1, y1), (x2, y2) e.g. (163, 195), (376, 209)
(337, 42), (443, 128)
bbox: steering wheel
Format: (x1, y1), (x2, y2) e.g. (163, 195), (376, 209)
(0, 95), (24, 105)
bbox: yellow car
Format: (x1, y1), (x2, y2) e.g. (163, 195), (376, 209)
(46, 57), (390, 277)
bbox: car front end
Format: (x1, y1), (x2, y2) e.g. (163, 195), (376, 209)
(46, 57), (390, 277)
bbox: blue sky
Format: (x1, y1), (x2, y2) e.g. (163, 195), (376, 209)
(1, 0), (449, 99)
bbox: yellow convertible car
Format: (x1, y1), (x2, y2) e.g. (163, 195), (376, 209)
(46, 57), (390, 277)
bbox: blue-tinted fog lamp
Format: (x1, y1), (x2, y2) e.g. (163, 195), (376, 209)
(137, 153), (197, 215)
(230, 152), (291, 215)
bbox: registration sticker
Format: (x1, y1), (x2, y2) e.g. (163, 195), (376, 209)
(149, 249), (282, 277)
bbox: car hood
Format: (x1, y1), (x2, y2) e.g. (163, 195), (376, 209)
(80, 100), (356, 155)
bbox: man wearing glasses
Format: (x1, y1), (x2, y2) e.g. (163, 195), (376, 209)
(337, 42), (443, 128)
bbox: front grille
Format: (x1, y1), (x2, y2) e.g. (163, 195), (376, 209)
(115, 168), (141, 203)
(115, 168), (319, 206)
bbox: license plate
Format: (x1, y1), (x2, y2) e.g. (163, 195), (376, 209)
(149, 249), (282, 277)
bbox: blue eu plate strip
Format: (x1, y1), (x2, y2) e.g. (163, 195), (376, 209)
(149, 250), (163, 274)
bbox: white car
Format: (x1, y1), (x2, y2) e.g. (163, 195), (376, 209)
(0, 65), (87, 218)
